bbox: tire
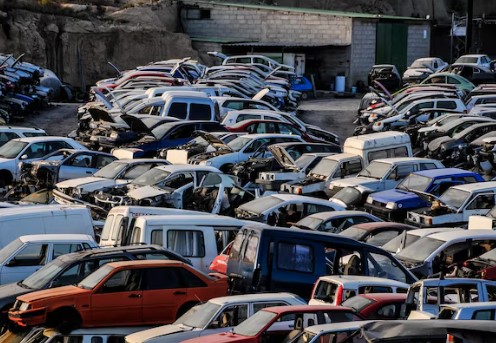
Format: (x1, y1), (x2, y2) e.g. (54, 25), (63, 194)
(0, 170), (13, 188)
(47, 308), (82, 334)
(301, 92), (309, 100)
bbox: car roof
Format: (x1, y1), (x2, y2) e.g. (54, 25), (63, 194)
(269, 193), (331, 203)
(413, 277), (496, 287)
(56, 245), (171, 262)
(0, 126), (45, 131)
(441, 302), (496, 310)
(10, 136), (74, 143)
(239, 133), (304, 139)
(427, 229), (496, 242)
(105, 259), (189, 269)
(408, 227), (464, 237)
(152, 165), (220, 173)
(18, 234), (94, 243)
(412, 168), (480, 178)
(448, 181), (496, 192)
(317, 275), (409, 288)
(209, 292), (302, 306)
(263, 305), (354, 314)
(112, 158), (169, 164)
(356, 293), (408, 301)
(305, 211), (373, 220)
(348, 222), (416, 232)
(304, 321), (374, 335)
(373, 157), (439, 164)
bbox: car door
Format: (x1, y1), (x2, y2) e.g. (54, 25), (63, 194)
(0, 242), (49, 285)
(463, 192), (496, 220)
(58, 153), (98, 181)
(90, 268), (143, 326)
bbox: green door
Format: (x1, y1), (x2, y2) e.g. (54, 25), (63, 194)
(376, 22), (408, 74)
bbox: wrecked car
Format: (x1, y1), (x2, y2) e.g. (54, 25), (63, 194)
(93, 164), (221, 210)
(19, 149), (117, 189)
(185, 172), (256, 216)
(53, 158), (170, 205)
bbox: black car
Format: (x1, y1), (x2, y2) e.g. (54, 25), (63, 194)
(0, 245), (190, 322)
(367, 65), (402, 92)
(449, 64), (496, 86)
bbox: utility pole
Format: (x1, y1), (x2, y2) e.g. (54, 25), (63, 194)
(466, 0), (473, 53)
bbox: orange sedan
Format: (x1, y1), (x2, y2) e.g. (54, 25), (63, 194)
(9, 260), (228, 331)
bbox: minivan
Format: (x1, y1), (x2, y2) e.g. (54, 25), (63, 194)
(227, 225), (417, 299)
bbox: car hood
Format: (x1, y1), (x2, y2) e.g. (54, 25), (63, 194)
(88, 106), (114, 122)
(127, 185), (172, 200)
(418, 126), (438, 133)
(268, 145), (296, 169)
(189, 150), (232, 162)
(411, 190), (458, 212)
(428, 135), (452, 151)
(56, 177), (121, 192)
(31, 160), (61, 168)
(331, 177), (379, 188)
(17, 285), (88, 303)
(121, 115), (153, 134)
(126, 324), (190, 343)
(370, 189), (424, 205)
(403, 68), (432, 76)
(196, 131), (232, 152)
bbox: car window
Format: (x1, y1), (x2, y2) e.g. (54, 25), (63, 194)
(237, 114), (259, 122)
(12, 244), (49, 266)
(100, 269), (142, 292)
(167, 230), (205, 257)
(213, 304), (248, 327)
(466, 193), (495, 210)
(95, 155), (116, 169)
(52, 244), (83, 259)
(48, 141), (73, 153)
(448, 76), (461, 84)
(122, 164), (154, 179)
(224, 101), (244, 110)
(24, 142), (49, 159)
(438, 101), (458, 110)
(66, 154), (93, 168)
(278, 123), (299, 135)
(190, 104), (211, 120)
(0, 132), (19, 147)
(168, 102), (188, 119)
(177, 267), (207, 287)
(169, 125), (194, 140)
(277, 242), (314, 273)
(150, 230), (163, 246)
(472, 310), (493, 320)
(375, 304), (398, 319)
(143, 267), (181, 289)
(420, 162), (438, 170)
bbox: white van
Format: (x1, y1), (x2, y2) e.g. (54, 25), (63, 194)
(20, 326), (153, 343)
(282, 131), (412, 196)
(125, 214), (251, 272)
(0, 205), (95, 247)
(99, 206), (209, 247)
(0, 234), (97, 285)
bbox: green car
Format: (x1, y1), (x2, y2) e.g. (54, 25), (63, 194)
(421, 72), (475, 93)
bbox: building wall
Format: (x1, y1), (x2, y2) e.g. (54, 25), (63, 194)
(407, 23), (431, 65)
(350, 20), (377, 86)
(181, 2), (352, 46)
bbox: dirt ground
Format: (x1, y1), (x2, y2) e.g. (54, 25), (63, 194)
(21, 96), (361, 144)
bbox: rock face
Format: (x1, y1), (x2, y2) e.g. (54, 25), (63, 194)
(0, 2), (197, 90)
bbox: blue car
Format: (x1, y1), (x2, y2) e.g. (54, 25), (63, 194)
(364, 168), (484, 221)
(291, 76), (313, 99)
(121, 120), (227, 158)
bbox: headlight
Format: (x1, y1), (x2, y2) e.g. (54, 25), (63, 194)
(19, 302), (30, 311)
(366, 196), (373, 204)
(110, 132), (119, 139)
(376, 121), (383, 126)
(386, 202), (398, 210)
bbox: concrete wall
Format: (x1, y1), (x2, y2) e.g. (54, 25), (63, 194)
(181, 2), (352, 46)
(407, 23), (431, 65)
(350, 20), (377, 86)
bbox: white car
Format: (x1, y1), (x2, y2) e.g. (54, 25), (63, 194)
(188, 133), (304, 172)
(125, 293), (305, 343)
(211, 96), (278, 119)
(454, 54), (492, 69)
(402, 57), (448, 83)
(0, 126), (46, 147)
(53, 158), (170, 205)
(0, 136), (87, 185)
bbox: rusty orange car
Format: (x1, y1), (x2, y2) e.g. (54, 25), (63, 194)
(8, 260), (228, 331)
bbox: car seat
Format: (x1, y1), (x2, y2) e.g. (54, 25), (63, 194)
(344, 255), (361, 275)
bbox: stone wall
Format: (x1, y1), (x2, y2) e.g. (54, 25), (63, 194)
(407, 23), (431, 65)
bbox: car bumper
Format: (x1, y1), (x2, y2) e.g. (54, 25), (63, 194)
(9, 307), (47, 327)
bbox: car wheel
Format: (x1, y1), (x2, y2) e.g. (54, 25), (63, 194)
(48, 307), (82, 334)
(0, 170), (12, 189)
(301, 92), (309, 100)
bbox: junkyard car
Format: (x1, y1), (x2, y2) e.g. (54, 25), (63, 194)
(20, 149), (117, 188)
(291, 210), (381, 233)
(235, 194), (344, 227)
(341, 293), (408, 320)
(93, 165), (221, 210)
(53, 158), (169, 205)
(9, 260), (228, 331)
(339, 222), (416, 247)
(438, 302), (496, 320)
(406, 181), (496, 227)
(124, 293), (306, 343)
(402, 57), (448, 83)
(179, 305), (362, 343)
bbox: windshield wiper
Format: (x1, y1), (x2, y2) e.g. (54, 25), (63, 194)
(18, 281), (33, 289)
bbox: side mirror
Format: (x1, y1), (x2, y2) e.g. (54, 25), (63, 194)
(5, 259), (17, 267)
(20, 154), (28, 160)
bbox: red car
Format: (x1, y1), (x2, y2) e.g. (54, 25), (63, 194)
(227, 119), (321, 142)
(341, 293), (407, 320)
(182, 305), (362, 343)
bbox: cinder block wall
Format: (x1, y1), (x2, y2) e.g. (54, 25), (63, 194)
(181, 2), (352, 46)
(349, 20), (376, 87)
(407, 23), (431, 65)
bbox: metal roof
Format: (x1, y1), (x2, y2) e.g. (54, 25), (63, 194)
(223, 41), (349, 48)
(185, 0), (428, 21)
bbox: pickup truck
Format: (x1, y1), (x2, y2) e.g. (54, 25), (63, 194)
(406, 278), (496, 318)
(406, 181), (496, 227)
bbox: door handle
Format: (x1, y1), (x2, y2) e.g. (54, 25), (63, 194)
(129, 293), (141, 298)
(173, 291), (186, 295)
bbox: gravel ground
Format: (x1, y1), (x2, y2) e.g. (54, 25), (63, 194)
(21, 96), (362, 144)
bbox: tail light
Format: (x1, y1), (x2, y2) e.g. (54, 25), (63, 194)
(447, 334), (455, 343)
(335, 285), (344, 305)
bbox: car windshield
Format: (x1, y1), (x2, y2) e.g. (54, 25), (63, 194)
(227, 137), (251, 152)
(22, 259), (67, 289)
(310, 159), (338, 177)
(397, 174), (432, 192)
(382, 232), (421, 254)
(78, 264), (113, 290)
(0, 140), (28, 159)
(0, 238), (23, 264)
(233, 310), (277, 336)
(411, 60), (430, 68)
(175, 301), (221, 329)
(339, 226), (367, 240)
(151, 122), (178, 140)
(295, 216), (324, 230)
(332, 187), (362, 207)
(357, 161), (391, 179)
(341, 295), (375, 312)
(295, 332), (317, 343)
(456, 56), (478, 64)
(132, 168), (171, 186)
(240, 196), (285, 215)
(439, 188), (471, 209)
(295, 155), (315, 170)
(93, 161), (128, 179)
(396, 236), (445, 262)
